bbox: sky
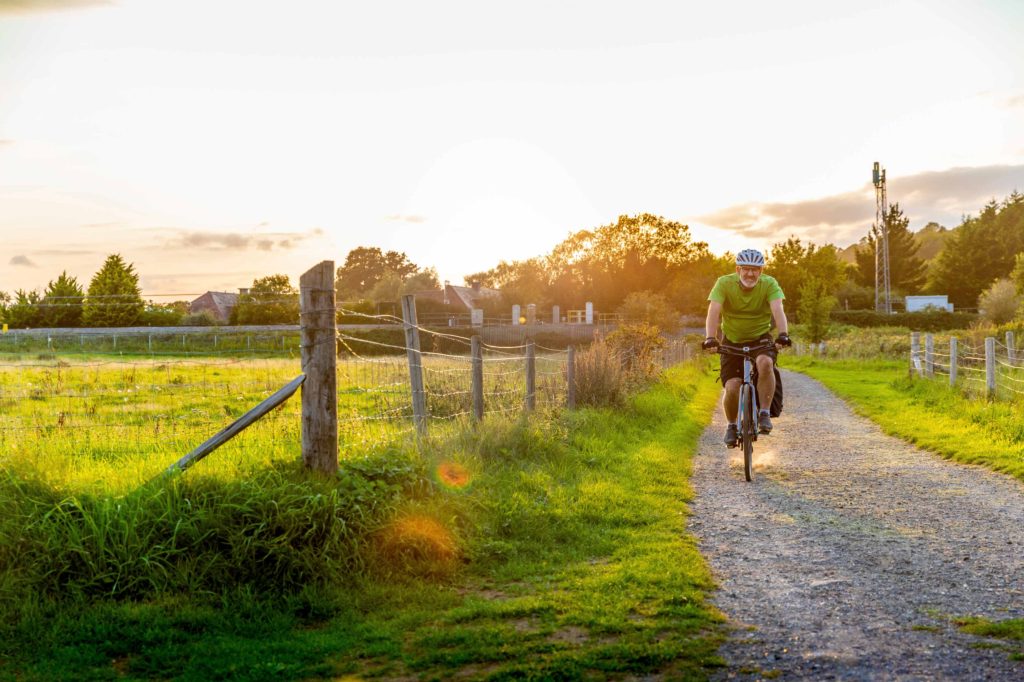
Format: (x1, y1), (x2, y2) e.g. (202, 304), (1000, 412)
(1, 0), (1023, 300)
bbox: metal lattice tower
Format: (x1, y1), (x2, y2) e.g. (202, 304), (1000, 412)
(873, 162), (892, 314)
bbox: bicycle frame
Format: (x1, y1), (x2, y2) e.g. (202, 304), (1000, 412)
(717, 340), (776, 481)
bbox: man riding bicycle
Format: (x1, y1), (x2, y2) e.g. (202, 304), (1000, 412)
(701, 249), (791, 447)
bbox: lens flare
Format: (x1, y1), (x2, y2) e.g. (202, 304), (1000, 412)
(376, 514), (460, 574)
(436, 461), (472, 490)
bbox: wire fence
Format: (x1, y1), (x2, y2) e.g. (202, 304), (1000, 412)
(0, 309), (695, 478)
(908, 331), (1024, 402)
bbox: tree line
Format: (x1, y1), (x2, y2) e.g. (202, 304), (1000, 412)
(4, 191), (1022, 330)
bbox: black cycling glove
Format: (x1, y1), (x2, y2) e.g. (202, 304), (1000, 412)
(775, 333), (792, 347)
(701, 337), (720, 350)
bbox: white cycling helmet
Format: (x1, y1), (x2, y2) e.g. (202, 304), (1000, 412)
(736, 249), (765, 267)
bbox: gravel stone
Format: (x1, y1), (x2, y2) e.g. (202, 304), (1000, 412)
(689, 369), (1024, 680)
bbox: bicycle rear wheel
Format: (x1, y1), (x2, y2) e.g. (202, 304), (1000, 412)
(740, 384), (755, 481)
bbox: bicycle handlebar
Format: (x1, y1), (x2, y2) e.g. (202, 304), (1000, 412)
(714, 340), (780, 357)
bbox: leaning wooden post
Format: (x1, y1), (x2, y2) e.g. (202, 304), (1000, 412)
(566, 346), (576, 409)
(401, 294), (428, 437)
(471, 335), (484, 422)
(1007, 331), (1016, 365)
(949, 337), (958, 387)
(986, 336), (996, 399)
(300, 260), (338, 474)
(525, 340), (536, 412)
(925, 333), (934, 378)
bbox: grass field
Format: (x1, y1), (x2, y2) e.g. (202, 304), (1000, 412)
(1, 352), (724, 680)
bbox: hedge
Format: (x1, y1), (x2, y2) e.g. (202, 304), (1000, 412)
(830, 309), (978, 331)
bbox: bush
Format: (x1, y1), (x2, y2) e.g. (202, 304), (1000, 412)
(615, 291), (680, 333)
(180, 310), (220, 326)
(830, 309), (977, 331)
(978, 279), (1020, 325)
(573, 335), (626, 407)
(605, 323), (665, 384)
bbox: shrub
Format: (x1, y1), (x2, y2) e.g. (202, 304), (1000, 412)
(180, 310), (220, 326)
(606, 323), (665, 384)
(978, 278), (1019, 325)
(573, 335), (626, 407)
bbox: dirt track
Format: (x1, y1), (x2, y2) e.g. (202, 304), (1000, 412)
(688, 369), (1024, 680)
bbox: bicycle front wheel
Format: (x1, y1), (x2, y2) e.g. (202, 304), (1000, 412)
(740, 384), (755, 482)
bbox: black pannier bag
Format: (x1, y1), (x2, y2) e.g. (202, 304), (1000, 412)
(769, 366), (783, 417)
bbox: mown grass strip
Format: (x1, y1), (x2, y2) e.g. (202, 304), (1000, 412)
(786, 356), (1024, 483)
(3, 362), (725, 680)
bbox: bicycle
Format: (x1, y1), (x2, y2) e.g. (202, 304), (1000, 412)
(716, 339), (778, 482)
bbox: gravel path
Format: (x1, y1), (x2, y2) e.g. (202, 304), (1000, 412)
(688, 369), (1024, 680)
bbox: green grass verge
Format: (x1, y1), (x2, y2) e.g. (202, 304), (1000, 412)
(786, 356), (1024, 483)
(2, 362), (725, 680)
(956, 616), (1024, 660)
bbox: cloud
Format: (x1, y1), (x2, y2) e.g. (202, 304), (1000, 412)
(1004, 94), (1024, 108)
(384, 214), (427, 223)
(34, 248), (94, 256)
(165, 228), (324, 252)
(0, 0), (111, 14)
(697, 164), (1024, 247)
(9, 255), (37, 267)
(0, 139), (12, 146)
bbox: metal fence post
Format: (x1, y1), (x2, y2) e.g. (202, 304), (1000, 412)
(949, 337), (958, 387)
(471, 335), (484, 422)
(986, 336), (996, 399)
(300, 260), (338, 474)
(401, 294), (428, 436)
(1007, 331), (1016, 365)
(525, 340), (536, 412)
(925, 333), (934, 377)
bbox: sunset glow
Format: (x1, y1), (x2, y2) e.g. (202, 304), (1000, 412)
(1, 0), (1022, 296)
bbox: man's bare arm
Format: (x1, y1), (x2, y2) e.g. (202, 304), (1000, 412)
(705, 301), (722, 340)
(770, 298), (789, 336)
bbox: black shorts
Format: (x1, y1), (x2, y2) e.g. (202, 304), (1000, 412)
(718, 334), (777, 386)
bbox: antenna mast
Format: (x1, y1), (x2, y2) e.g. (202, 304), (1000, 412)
(873, 162), (892, 314)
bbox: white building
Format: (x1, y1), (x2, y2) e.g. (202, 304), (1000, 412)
(905, 295), (953, 312)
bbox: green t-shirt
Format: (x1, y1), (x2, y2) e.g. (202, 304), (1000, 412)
(708, 273), (785, 342)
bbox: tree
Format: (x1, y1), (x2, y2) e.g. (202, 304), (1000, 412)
(39, 271), (84, 327)
(6, 289), (43, 329)
(977, 279), (1019, 325)
(83, 254), (143, 327)
(767, 238), (845, 316)
(335, 247), (421, 299)
(797, 277), (837, 344)
(615, 290), (680, 333)
(853, 202), (926, 297)
(231, 274), (299, 325)
(927, 192), (1024, 308)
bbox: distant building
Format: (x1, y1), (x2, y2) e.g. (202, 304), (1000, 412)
(412, 281), (501, 311)
(905, 295), (953, 312)
(190, 291), (240, 321)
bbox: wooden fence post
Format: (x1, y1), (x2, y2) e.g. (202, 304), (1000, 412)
(471, 335), (484, 422)
(986, 336), (996, 399)
(925, 333), (934, 377)
(525, 340), (536, 411)
(300, 260), (338, 474)
(949, 337), (958, 387)
(1007, 331), (1016, 365)
(401, 294), (428, 436)
(567, 346), (576, 409)
(910, 332), (921, 377)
